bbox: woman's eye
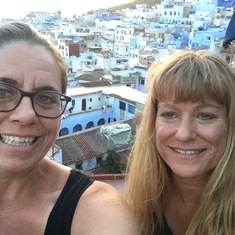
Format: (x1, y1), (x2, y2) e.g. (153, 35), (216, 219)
(36, 93), (58, 105)
(198, 113), (215, 120)
(39, 95), (53, 104)
(161, 112), (177, 119)
(0, 88), (12, 99)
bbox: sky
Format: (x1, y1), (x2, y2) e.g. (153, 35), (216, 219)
(0, 0), (134, 19)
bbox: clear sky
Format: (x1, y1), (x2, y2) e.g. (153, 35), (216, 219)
(0, 0), (134, 19)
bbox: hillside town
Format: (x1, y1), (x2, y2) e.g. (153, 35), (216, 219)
(2, 0), (234, 174)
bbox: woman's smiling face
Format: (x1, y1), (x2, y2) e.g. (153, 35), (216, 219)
(155, 98), (227, 179)
(0, 42), (62, 173)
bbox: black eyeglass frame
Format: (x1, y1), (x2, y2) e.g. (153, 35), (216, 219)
(0, 82), (72, 119)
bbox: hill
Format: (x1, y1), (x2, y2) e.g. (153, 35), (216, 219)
(106, 0), (160, 12)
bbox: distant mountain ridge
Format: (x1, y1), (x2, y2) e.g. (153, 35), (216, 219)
(106, 0), (160, 12)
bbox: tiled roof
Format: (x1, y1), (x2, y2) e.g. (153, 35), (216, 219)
(74, 71), (111, 87)
(81, 80), (111, 87)
(55, 115), (141, 166)
(75, 71), (109, 82)
(72, 136), (97, 156)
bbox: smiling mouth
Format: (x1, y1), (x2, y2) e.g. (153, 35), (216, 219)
(173, 148), (204, 155)
(0, 135), (36, 146)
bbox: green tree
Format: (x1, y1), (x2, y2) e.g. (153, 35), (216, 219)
(102, 150), (125, 174)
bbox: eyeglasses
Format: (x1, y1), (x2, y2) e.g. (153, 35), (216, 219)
(0, 82), (71, 119)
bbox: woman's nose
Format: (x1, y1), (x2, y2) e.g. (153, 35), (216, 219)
(175, 117), (196, 140)
(9, 97), (38, 124)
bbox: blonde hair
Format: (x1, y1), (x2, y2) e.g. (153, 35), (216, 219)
(124, 50), (235, 235)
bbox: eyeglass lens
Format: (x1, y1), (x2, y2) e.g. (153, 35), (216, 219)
(0, 83), (70, 118)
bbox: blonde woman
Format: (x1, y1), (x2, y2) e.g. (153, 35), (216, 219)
(125, 50), (235, 235)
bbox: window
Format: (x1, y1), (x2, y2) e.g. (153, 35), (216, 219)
(96, 157), (102, 167)
(128, 104), (135, 114)
(226, 55), (231, 63)
(86, 121), (94, 129)
(119, 101), (126, 111)
(59, 128), (69, 136)
(97, 118), (105, 126)
(73, 124), (82, 132)
(76, 163), (82, 170)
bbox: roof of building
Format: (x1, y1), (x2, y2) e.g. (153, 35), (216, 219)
(55, 114), (142, 166)
(75, 70), (109, 82)
(67, 84), (147, 105)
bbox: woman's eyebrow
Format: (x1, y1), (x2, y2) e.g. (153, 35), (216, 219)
(35, 86), (60, 93)
(0, 77), (60, 93)
(0, 77), (17, 86)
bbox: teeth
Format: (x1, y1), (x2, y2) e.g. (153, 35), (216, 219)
(174, 148), (201, 155)
(1, 135), (36, 146)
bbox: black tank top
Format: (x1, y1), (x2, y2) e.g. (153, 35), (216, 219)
(154, 216), (174, 235)
(44, 169), (93, 235)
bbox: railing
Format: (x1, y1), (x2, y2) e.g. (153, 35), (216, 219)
(89, 174), (126, 181)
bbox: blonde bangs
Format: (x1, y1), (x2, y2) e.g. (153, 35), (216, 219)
(149, 51), (230, 108)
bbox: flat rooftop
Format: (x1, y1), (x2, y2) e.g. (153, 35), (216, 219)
(67, 84), (147, 105)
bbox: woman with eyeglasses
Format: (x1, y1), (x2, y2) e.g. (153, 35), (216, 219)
(0, 22), (139, 235)
(124, 50), (235, 235)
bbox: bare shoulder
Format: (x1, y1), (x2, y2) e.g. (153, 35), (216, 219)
(71, 180), (140, 235)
